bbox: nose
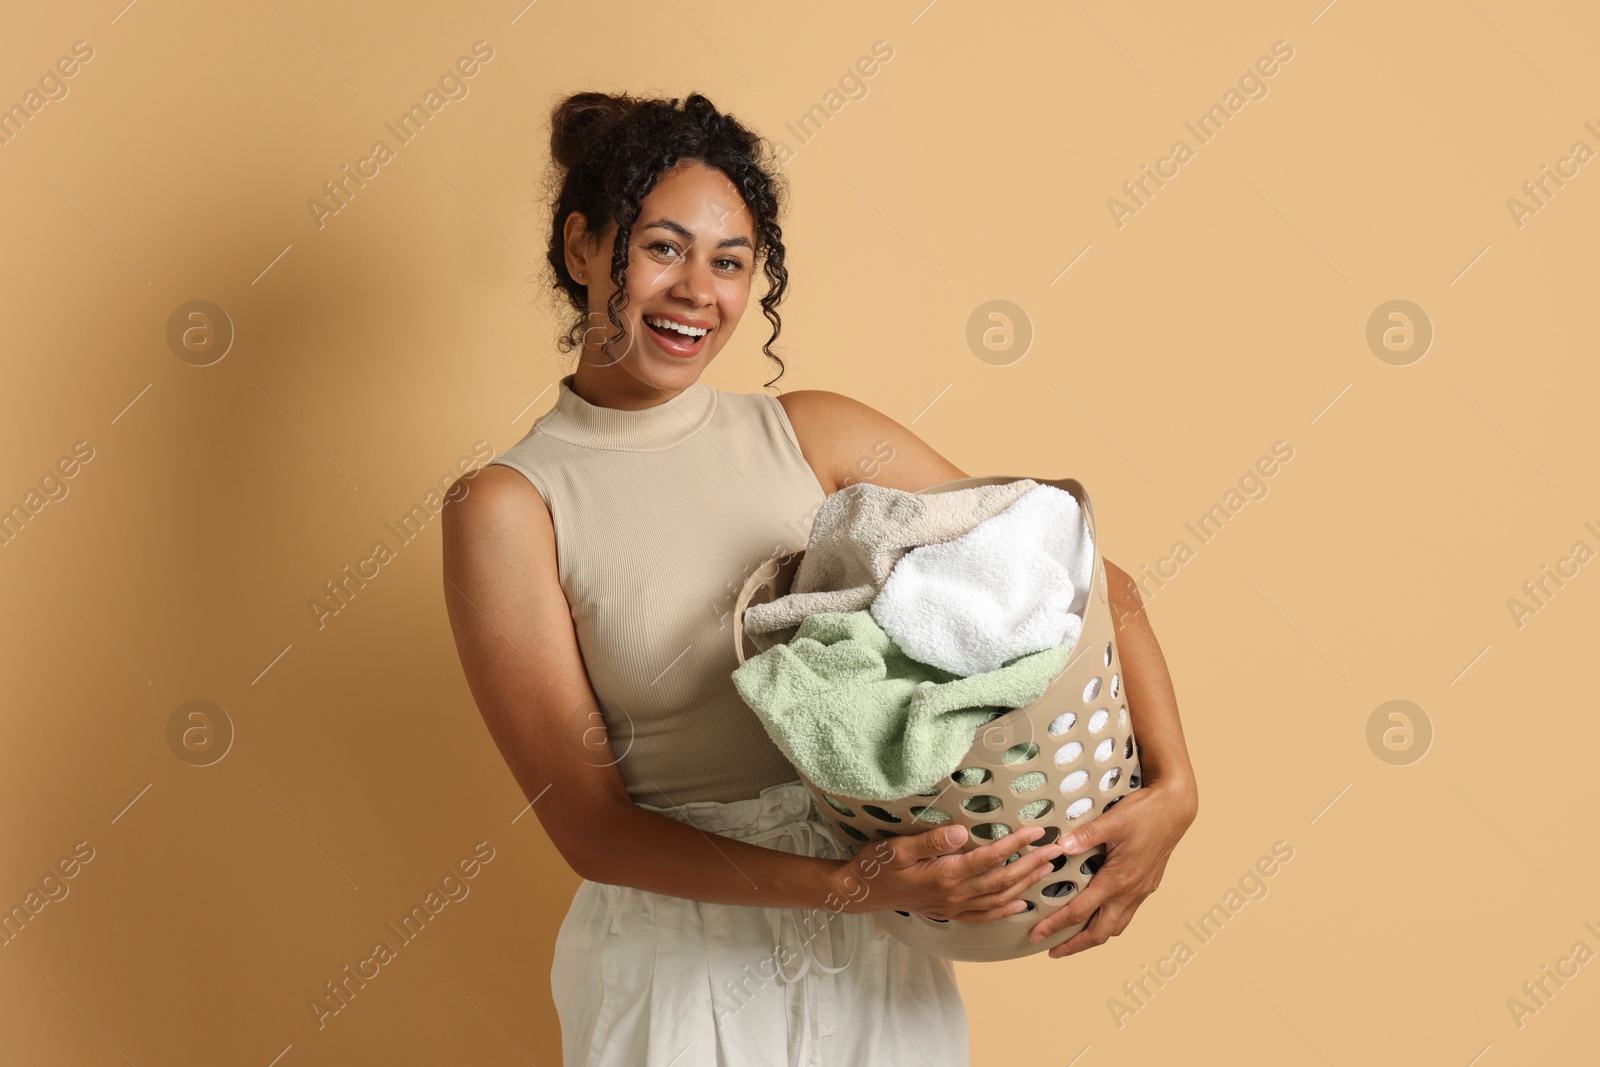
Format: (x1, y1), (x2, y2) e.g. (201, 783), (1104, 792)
(669, 249), (716, 307)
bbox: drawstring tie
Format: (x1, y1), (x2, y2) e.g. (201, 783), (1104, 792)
(743, 811), (860, 1065)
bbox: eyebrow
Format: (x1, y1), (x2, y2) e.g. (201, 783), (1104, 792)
(640, 217), (753, 251)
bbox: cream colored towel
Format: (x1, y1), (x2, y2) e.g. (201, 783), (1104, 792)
(741, 479), (1040, 652)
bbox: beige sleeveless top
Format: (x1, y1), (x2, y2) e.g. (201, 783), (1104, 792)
(489, 372), (828, 806)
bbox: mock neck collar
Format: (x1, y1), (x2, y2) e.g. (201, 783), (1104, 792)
(534, 373), (719, 452)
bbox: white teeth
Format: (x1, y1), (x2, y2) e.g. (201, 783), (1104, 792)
(646, 316), (708, 338)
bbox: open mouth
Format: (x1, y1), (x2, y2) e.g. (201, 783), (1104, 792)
(644, 318), (710, 356)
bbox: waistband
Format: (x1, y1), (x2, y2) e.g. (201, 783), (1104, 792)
(635, 778), (819, 839)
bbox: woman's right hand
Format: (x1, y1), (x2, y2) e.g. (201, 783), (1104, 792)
(829, 823), (1065, 922)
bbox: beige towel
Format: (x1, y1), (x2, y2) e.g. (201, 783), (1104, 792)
(742, 478), (1040, 652)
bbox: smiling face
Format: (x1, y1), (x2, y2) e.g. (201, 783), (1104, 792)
(563, 159), (757, 406)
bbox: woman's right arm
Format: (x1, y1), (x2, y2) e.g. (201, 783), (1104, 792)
(441, 465), (1063, 920)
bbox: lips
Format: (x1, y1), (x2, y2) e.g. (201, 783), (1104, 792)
(644, 317), (710, 357)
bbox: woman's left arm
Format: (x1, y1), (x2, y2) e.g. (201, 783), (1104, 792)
(779, 389), (1200, 956)
(1026, 559), (1199, 956)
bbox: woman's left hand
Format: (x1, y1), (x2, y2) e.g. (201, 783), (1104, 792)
(1026, 774), (1198, 958)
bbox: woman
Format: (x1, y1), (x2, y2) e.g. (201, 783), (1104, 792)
(442, 91), (1199, 1066)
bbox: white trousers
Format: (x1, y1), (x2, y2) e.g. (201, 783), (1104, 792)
(550, 779), (970, 1066)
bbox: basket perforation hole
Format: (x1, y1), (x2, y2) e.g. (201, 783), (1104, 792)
(1099, 767), (1121, 791)
(1124, 735), (1135, 759)
(1003, 742), (1039, 764)
(1094, 738), (1114, 763)
(862, 804), (902, 823)
(972, 822), (1011, 841)
(1081, 853), (1106, 877)
(838, 823), (869, 841)
(823, 795), (854, 817)
(1010, 772), (1046, 794)
(1033, 826), (1060, 847)
(1042, 880), (1077, 899)
(961, 794), (1002, 814)
(876, 829), (901, 839)
(953, 767), (992, 786)
(1047, 711), (1077, 736)
(1018, 799), (1053, 821)
(1059, 770), (1088, 794)
(1053, 741), (1083, 767)
(1082, 677), (1102, 703)
(1103, 641), (1113, 668)
(1088, 708), (1109, 734)
(1065, 797), (1093, 818)
(910, 806), (951, 825)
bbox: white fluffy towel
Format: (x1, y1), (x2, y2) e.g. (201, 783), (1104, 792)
(868, 483), (1095, 677)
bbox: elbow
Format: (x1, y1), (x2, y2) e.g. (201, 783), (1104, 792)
(549, 796), (634, 885)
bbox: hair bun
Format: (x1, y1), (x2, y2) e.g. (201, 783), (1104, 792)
(550, 92), (637, 170)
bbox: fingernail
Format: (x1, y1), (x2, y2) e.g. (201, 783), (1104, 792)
(1058, 835), (1076, 851)
(1030, 933), (1042, 943)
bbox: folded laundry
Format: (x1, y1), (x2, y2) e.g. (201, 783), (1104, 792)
(741, 479), (1041, 652)
(730, 609), (1073, 801)
(870, 484), (1095, 677)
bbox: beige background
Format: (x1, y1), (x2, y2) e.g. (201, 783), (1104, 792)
(2, 0), (1596, 1063)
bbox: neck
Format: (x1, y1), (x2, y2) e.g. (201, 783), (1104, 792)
(570, 353), (696, 411)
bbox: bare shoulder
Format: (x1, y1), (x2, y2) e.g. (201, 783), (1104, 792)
(441, 464), (555, 564)
(444, 463), (548, 521)
(775, 388), (969, 494)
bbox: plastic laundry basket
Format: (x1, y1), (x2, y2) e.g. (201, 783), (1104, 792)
(732, 475), (1141, 962)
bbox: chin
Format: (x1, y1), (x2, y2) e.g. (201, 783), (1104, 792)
(636, 339), (714, 382)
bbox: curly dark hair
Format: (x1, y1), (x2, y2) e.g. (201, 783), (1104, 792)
(541, 91), (792, 388)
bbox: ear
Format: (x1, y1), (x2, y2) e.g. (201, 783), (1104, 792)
(562, 210), (595, 283)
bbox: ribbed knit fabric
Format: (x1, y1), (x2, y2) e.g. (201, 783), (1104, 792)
(489, 372), (828, 806)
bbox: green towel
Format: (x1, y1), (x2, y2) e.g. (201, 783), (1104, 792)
(730, 610), (1073, 801)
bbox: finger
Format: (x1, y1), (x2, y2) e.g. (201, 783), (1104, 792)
(956, 856), (1062, 914)
(873, 824), (965, 870)
(907, 822), (981, 863)
(1048, 899), (1132, 958)
(1026, 858), (1119, 944)
(1056, 811), (1119, 856)
(950, 897), (1037, 924)
(960, 843), (1065, 901)
(950, 825), (1051, 878)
